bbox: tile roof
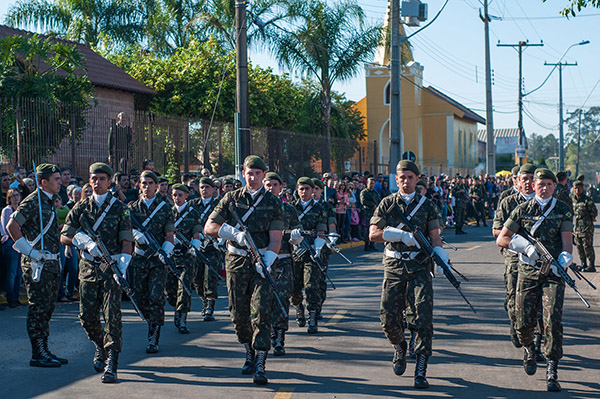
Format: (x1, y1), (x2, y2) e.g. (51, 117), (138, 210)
(0, 24), (155, 95)
(424, 86), (486, 124)
(477, 128), (521, 142)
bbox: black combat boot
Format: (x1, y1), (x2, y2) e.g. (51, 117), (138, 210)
(93, 341), (106, 373)
(253, 350), (268, 385)
(43, 337), (68, 364)
(510, 323), (522, 348)
(30, 338), (61, 367)
(392, 341), (407, 376)
(307, 310), (318, 334)
(546, 360), (561, 392)
(146, 324), (161, 354)
(200, 298), (208, 316)
(101, 349), (119, 383)
(584, 264), (596, 272)
(174, 310), (181, 329)
(414, 354), (429, 389)
(204, 299), (215, 321)
(273, 329), (286, 356)
(316, 311), (323, 320)
(178, 312), (190, 334)
(295, 303), (306, 327)
(409, 330), (417, 358)
(523, 344), (537, 375)
(242, 343), (255, 375)
(533, 333), (545, 362)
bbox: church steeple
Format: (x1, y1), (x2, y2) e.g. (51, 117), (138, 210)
(373, 1), (414, 66)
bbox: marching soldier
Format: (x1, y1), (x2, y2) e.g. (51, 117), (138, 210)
(166, 183), (203, 334)
(128, 170), (175, 353)
(451, 176), (468, 235)
(190, 177), (222, 321)
(60, 162), (133, 383)
(360, 177), (381, 251)
(571, 181), (597, 272)
(290, 177), (328, 334)
(264, 172), (303, 356)
(470, 177), (487, 227)
(498, 166), (521, 205)
(554, 172), (572, 213)
(7, 163), (67, 368)
(369, 160), (446, 389)
(497, 168), (573, 392)
(204, 155), (283, 385)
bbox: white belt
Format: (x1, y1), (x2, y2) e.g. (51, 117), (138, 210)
(81, 251), (98, 262)
(227, 243), (266, 257)
(518, 253), (542, 268)
(384, 248), (420, 261)
(32, 253), (59, 261)
(278, 253), (291, 259)
(134, 247), (148, 256)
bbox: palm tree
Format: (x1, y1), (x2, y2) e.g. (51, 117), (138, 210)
(265, 0), (382, 172)
(4, 0), (143, 50)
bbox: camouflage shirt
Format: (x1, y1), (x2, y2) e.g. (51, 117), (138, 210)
(291, 199), (327, 245)
(360, 188), (381, 212)
(570, 192), (597, 236)
(128, 195), (175, 255)
(11, 190), (60, 255)
(62, 192), (133, 281)
(172, 201), (202, 253)
(451, 183), (469, 207)
(209, 186), (284, 249)
(498, 186), (519, 205)
(554, 183), (572, 213)
(317, 199), (337, 229)
(190, 196), (220, 231)
(470, 184), (486, 201)
(281, 201), (302, 255)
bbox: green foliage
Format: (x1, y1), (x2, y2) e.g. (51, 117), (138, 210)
(526, 132), (558, 169)
(543, 0), (600, 17)
(565, 107), (600, 176)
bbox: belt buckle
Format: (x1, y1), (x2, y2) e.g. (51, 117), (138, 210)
(401, 252), (411, 260)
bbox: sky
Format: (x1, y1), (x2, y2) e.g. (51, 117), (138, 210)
(1, 0), (599, 140)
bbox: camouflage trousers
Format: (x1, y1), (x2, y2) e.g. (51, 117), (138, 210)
(79, 277), (123, 351)
(515, 266), (565, 361)
(291, 253), (323, 311)
(454, 205), (466, 231)
(271, 256), (293, 331)
(130, 255), (166, 325)
(380, 266), (433, 357)
(575, 232), (595, 267)
(226, 252), (273, 351)
(193, 246), (221, 299)
(166, 253), (194, 313)
(22, 260), (60, 340)
(503, 255), (520, 324)
(318, 252), (331, 314)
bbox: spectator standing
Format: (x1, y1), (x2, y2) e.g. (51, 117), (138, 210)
(1, 172), (10, 209)
(335, 182), (349, 242)
(58, 167), (71, 205)
(1, 188), (23, 307)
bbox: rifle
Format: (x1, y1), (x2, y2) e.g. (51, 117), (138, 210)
(389, 203), (476, 313)
(296, 237), (336, 290)
(129, 212), (193, 297)
(519, 229), (591, 308)
(570, 264), (597, 290)
(284, 230), (353, 264)
(31, 160), (47, 282)
(175, 230), (224, 281)
(79, 214), (145, 321)
(228, 203), (288, 318)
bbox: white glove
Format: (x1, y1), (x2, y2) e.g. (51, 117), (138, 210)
(111, 253), (131, 278)
(552, 251), (572, 276)
(433, 246), (449, 274)
(256, 250), (277, 278)
(132, 229), (148, 246)
(329, 234), (339, 245)
(288, 228), (303, 246)
(508, 234), (539, 261)
(31, 260), (44, 282)
(158, 241), (175, 264)
(73, 232), (103, 258)
(190, 238), (203, 250)
(381, 227), (420, 247)
(314, 237), (327, 257)
(218, 223), (249, 247)
(173, 235), (182, 246)
(13, 237), (44, 261)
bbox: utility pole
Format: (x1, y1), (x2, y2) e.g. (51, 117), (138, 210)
(389, 0), (402, 174)
(544, 61), (577, 171)
(498, 41), (543, 165)
(575, 109), (582, 177)
(235, 0), (250, 176)
(480, 1), (494, 174)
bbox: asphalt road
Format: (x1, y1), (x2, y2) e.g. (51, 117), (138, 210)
(1, 224), (599, 399)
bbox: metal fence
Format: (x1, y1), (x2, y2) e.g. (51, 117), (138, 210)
(0, 97), (362, 182)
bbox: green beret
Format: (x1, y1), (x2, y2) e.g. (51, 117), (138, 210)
(158, 176), (168, 184)
(243, 155), (267, 171)
(297, 177), (315, 188)
(199, 177), (216, 187)
(89, 162), (113, 176)
(171, 183), (189, 193)
(396, 160), (420, 176)
(222, 178), (234, 186)
(312, 178), (324, 189)
(573, 181), (583, 187)
(519, 163), (536, 175)
(36, 163), (59, 175)
(511, 166), (520, 176)
(140, 170), (158, 183)
(264, 172), (283, 185)
(417, 179), (427, 188)
(534, 168), (557, 183)
(577, 174), (584, 182)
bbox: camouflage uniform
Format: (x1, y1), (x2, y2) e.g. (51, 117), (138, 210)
(11, 190), (61, 340)
(317, 199), (337, 314)
(61, 192), (133, 352)
(554, 183), (572, 213)
(570, 191), (597, 269)
(371, 192), (441, 357)
(128, 196), (175, 325)
(504, 198), (572, 360)
(190, 197), (221, 300)
(498, 186), (519, 206)
(470, 183), (487, 226)
(451, 183), (468, 232)
(208, 187), (283, 350)
(166, 202), (202, 313)
(360, 188), (381, 249)
(290, 199), (328, 312)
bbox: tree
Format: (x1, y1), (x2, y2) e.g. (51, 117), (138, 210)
(565, 106), (600, 176)
(264, 0), (382, 172)
(543, 0), (600, 16)
(527, 132), (558, 167)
